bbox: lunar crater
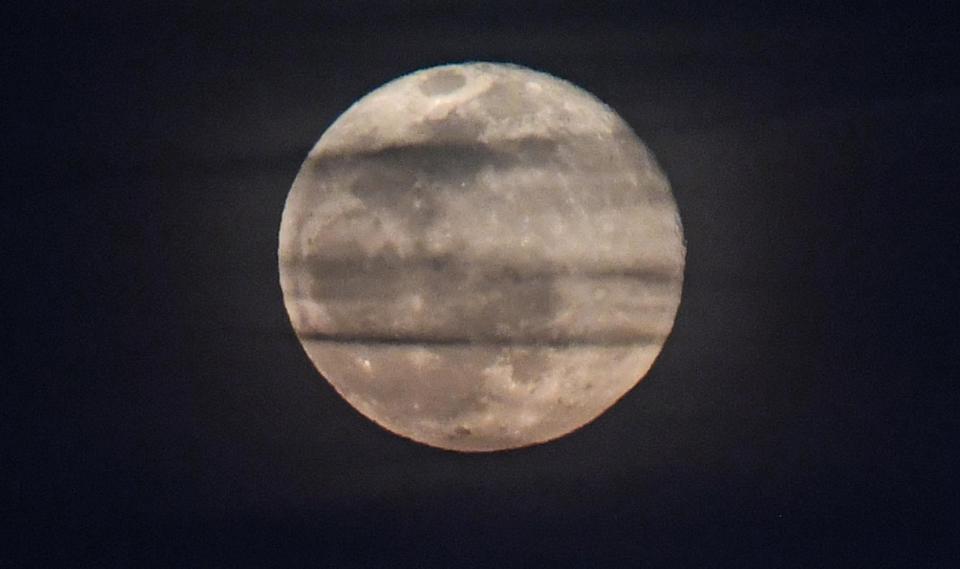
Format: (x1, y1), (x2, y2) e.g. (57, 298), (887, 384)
(419, 69), (467, 96)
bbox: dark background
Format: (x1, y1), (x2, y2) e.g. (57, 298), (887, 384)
(7, 2), (960, 567)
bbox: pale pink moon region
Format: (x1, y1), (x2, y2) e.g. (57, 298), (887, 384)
(279, 63), (685, 451)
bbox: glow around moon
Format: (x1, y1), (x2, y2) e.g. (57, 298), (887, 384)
(279, 63), (685, 452)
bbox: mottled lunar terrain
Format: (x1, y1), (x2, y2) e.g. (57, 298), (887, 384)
(279, 63), (685, 451)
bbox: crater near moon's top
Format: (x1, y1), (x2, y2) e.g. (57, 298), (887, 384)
(419, 69), (467, 96)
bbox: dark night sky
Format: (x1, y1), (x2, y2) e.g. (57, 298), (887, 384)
(6, 2), (960, 567)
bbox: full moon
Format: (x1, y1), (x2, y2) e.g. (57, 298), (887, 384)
(279, 62), (684, 452)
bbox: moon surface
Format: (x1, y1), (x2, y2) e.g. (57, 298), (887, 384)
(279, 63), (684, 452)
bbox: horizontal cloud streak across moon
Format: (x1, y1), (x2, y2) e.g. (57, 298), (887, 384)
(297, 332), (667, 348)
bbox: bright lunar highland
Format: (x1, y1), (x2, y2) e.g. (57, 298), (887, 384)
(279, 62), (685, 451)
